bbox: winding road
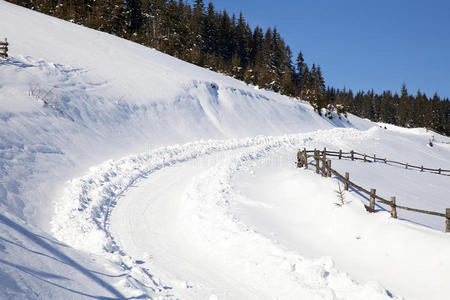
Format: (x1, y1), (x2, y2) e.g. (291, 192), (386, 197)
(50, 129), (450, 299)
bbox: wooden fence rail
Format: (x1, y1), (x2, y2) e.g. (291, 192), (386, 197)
(0, 38), (8, 59)
(302, 149), (450, 174)
(297, 148), (450, 232)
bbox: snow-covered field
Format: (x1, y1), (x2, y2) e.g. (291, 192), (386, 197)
(0, 1), (449, 299)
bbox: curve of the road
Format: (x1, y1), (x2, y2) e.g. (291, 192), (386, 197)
(50, 129), (404, 299)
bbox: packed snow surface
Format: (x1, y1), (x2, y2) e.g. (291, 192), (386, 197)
(0, 1), (449, 299)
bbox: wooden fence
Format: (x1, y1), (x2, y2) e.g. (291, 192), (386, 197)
(0, 38), (8, 59)
(297, 148), (450, 232)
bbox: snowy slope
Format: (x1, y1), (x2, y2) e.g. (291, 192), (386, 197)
(0, 0), (358, 227)
(0, 1), (449, 299)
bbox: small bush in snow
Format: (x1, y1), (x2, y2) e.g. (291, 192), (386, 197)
(28, 83), (63, 114)
(334, 181), (346, 207)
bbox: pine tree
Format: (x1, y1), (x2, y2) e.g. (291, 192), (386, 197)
(230, 53), (243, 79)
(202, 2), (217, 55)
(300, 65), (311, 100)
(257, 28), (277, 89)
(234, 12), (251, 68)
(398, 83), (411, 126)
(295, 51), (306, 96)
(216, 11), (233, 63)
(301, 64), (326, 114)
(315, 65), (326, 113)
(280, 66), (296, 96)
(192, 0), (205, 46)
(127, 0), (143, 35)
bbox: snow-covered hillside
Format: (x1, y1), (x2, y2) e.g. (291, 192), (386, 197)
(0, 1), (449, 299)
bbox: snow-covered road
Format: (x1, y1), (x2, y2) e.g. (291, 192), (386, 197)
(50, 129), (450, 299)
(111, 149), (268, 299)
(107, 135), (401, 300)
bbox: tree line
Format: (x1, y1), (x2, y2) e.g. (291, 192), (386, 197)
(7, 0), (450, 136)
(326, 84), (450, 135)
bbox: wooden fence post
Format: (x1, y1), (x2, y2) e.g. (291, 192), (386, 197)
(3, 38), (7, 59)
(421, 165), (424, 172)
(297, 149), (303, 168)
(384, 158), (387, 163)
(321, 149), (327, 177)
(438, 168), (441, 175)
(373, 154), (376, 162)
(0, 38), (8, 59)
(327, 160), (332, 177)
(351, 150), (354, 161)
(344, 172), (349, 191)
(303, 148), (308, 169)
(369, 189), (376, 211)
(391, 196), (397, 219)
(405, 163), (408, 169)
(364, 153), (367, 162)
(446, 209), (450, 233)
(339, 149), (342, 159)
(315, 150), (320, 174)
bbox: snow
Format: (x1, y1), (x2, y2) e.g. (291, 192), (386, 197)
(0, 1), (449, 299)
(233, 149), (450, 300)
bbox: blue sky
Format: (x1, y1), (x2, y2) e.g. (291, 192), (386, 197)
(208, 0), (450, 98)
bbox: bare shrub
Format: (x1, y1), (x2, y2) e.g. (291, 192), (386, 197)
(28, 83), (63, 114)
(334, 181), (346, 207)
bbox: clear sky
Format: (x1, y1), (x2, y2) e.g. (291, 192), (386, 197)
(208, 0), (450, 98)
